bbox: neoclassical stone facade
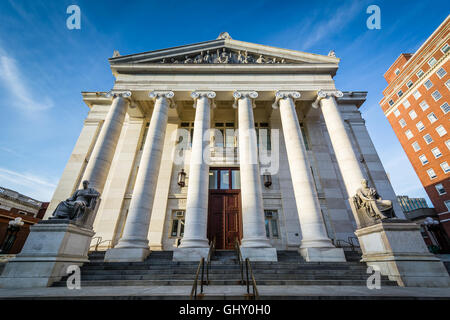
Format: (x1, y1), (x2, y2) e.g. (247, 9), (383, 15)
(46, 34), (406, 262)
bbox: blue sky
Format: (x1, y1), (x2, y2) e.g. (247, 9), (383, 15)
(0, 0), (449, 202)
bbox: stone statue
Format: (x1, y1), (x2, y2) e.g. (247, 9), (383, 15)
(183, 55), (193, 64)
(353, 179), (395, 222)
(50, 180), (100, 221)
(194, 51), (204, 64)
(218, 48), (230, 63)
(204, 50), (212, 64)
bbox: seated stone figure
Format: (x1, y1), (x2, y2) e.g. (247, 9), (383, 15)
(50, 180), (100, 221)
(353, 179), (395, 221)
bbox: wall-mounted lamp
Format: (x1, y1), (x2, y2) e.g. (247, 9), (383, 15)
(177, 169), (186, 187)
(263, 171), (272, 188)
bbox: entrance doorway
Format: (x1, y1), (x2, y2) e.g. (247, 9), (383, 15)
(207, 168), (242, 249)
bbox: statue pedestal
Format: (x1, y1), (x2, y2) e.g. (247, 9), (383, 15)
(355, 221), (450, 287)
(0, 220), (94, 288)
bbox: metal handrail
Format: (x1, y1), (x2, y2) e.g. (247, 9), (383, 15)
(245, 258), (259, 299)
(234, 238), (244, 284)
(190, 257), (205, 300)
(206, 237), (216, 284)
(89, 236), (112, 251)
(234, 238), (259, 300)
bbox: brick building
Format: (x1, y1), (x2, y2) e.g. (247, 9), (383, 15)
(0, 187), (48, 254)
(380, 15), (450, 239)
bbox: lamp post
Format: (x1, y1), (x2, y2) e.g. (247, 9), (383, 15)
(177, 169), (186, 187)
(424, 217), (440, 252)
(0, 217), (24, 254)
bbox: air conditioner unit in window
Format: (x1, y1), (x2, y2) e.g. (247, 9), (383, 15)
(176, 211), (185, 218)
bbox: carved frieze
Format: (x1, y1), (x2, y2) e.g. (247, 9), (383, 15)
(156, 48), (292, 65)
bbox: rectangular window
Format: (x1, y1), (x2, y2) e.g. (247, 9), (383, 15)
(441, 102), (450, 114)
(419, 154), (429, 165)
(437, 67), (447, 78)
(406, 80), (413, 88)
(432, 90), (442, 101)
(423, 134), (433, 144)
(264, 210), (279, 239)
(445, 200), (450, 211)
(435, 183), (446, 195)
(403, 100), (411, 108)
(428, 57), (437, 67)
(424, 79), (433, 90)
(399, 118), (407, 128)
(170, 211), (185, 238)
(441, 162), (450, 174)
(446, 79), (450, 90)
(413, 90), (421, 100)
(209, 170), (218, 189)
(412, 141), (421, 151)
(419, 101), (429, 111)
(427, 168), (437, 179)
(397, 90), (403, 97)
(409, 110), (417, 120)
(220, 170), (230, 189)
(442, 43), (450, 53)
(416, 121), (425, 132)
(231, 170), (241, 189)
(436, 125), (447, 137)
(416, 69), (424, 78)
(393, 108), (400, 117)
(395, 68), (400, 75)
(431, 147), (442, 158)
(446, 140), (450, 150)
(405, 130), (413, 140)
(427, 112), (438, 123)
(389, 99), (394, 106)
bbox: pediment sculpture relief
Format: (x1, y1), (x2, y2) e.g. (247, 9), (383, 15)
(156, 48), (290, 64)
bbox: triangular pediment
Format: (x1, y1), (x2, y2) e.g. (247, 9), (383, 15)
(109, 36), (339, 66)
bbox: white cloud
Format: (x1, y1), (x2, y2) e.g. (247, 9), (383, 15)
(0, 167), (56, 201)
(0, 50), (54, 112)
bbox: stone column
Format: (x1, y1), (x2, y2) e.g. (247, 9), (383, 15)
(314, 90), (365, 201)
(233, 91), (277, 261)
(105, 91), (175, 262)
(174, 91), (215, 261)
(274, 91), (345, 262)
(82, 92), (130, 194)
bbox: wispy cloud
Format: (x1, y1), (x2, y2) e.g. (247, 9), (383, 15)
(0, 49), (54, 112)
(0, 167), (56, 201)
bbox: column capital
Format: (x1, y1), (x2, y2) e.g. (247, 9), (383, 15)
(232, 91), (258, 108)
(312, 89), (343, 108)
(105, 90), (132, 99)
(149, 90), (176, 108)
(191, 91), (216, 109)
(272, 91), (301, 109)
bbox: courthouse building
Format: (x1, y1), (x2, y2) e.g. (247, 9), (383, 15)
(380, 16), (450, 239)
(45, 32), (405, 262)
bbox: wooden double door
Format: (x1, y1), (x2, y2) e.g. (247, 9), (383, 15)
(207, 168), (242, 249)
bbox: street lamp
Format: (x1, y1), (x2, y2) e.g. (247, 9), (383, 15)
(177, 169), (186, 187)
(263, 170), (272, 188)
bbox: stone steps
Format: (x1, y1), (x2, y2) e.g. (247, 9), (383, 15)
(51, 250), (397, 288)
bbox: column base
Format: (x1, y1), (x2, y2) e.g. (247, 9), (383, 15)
(173, 247), (210, 261)
(104, 247), (150, 262)
(240, 247), (278, 262)
(299, 247), (346, 262)
(240, 237), (272, 248)
(356, 221), (450, 287)
(0, 221), (94, 288)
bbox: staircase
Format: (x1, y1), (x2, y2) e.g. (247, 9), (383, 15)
(52, 250), (396, 287)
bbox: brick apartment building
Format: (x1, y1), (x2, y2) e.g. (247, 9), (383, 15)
(380, 15), (450, 241)
(0, 187), (48, 254)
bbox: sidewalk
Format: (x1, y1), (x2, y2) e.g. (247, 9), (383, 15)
(0, 285), (449, 300)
